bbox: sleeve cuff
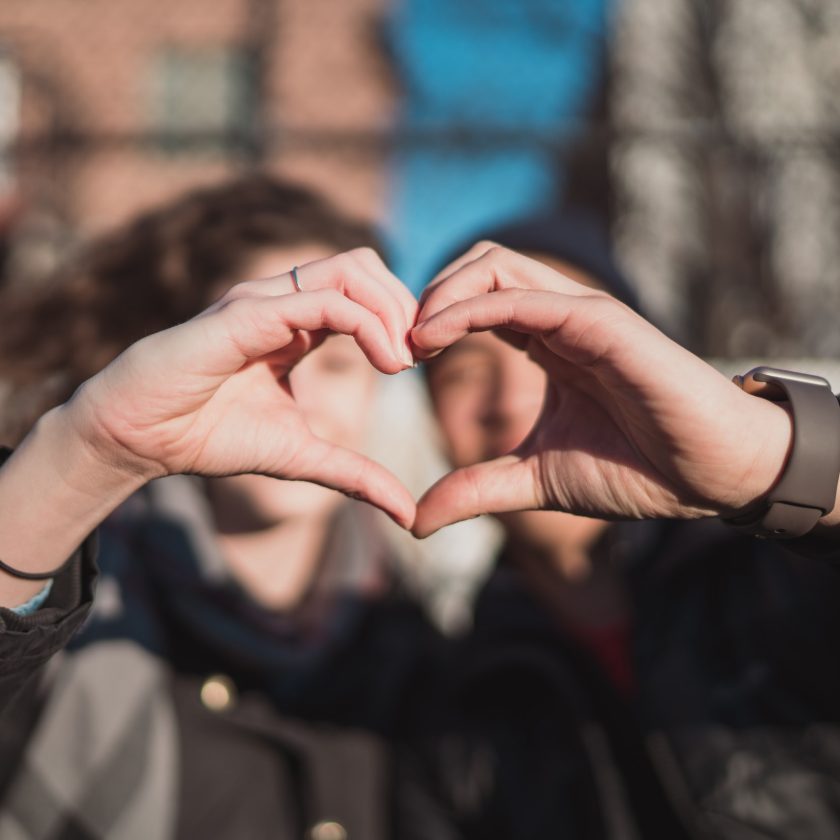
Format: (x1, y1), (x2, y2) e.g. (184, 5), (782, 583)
(0, 446), (99, 651)
(9, 580), (54, 616)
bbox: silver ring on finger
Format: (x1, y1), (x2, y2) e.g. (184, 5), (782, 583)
(291, 265), (304, 293)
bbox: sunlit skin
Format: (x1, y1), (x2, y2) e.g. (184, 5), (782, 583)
(0, 243), (814, 613)
(205, 245), (382, 609)
(426, 255), (629, 629)
(211, 245), (378, 524)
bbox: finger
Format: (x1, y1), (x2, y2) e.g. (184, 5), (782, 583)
(223, 249), (412, 307)
(412, 455), (539, 538)
(415, 248), (599, 359)
(216, 250), (416, 366)
(295, 251), (415, 366)
(290, 435), (416, 530)
(417, 240), (499, 309)
(348, 247), (419, 341)
(201, 289), (407, 375)
(412, 288), (623, 367)
(416, 242), (501, 323)
(419, 246), (598, 317)
(223, 273), (298, 298)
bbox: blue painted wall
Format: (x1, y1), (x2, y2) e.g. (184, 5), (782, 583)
(386, 0), (611, 292)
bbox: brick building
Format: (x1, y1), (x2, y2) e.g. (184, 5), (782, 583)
(0, 0), (395, 280)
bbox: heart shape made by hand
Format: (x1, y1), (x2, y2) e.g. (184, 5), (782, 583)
(74, 245), (792, 540)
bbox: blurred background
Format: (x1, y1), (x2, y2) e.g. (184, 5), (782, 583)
(2, 0), (839, 360)
(3, 8), (840, 836)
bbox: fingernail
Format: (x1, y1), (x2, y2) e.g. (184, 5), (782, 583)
(400, 347), (415, 368)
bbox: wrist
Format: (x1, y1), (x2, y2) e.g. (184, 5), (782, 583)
(0, 402), (148, 606)
(62, 380), (166, 486)
(44, 400), (154, 497)
(719, 395), (793, 517)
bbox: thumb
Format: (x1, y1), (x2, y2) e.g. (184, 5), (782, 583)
(412, 455), (540, 538)
(288, 435), (416, 530)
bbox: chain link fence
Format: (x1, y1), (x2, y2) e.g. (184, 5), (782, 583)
(1, 0), (840, 359)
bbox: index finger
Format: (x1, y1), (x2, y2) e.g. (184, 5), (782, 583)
(416, 246), (603, 354)
(218, 249), (417, 366)
(294, 248), (418, 343)
(417, 240), (500, 309)
(348, 247), (419, 337)
(412, 288), (622, 368)
(287, 434), (416, 530)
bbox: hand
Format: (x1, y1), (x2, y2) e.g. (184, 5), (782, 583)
(65, 248), (418, 528)
(411, 244), (793, 537)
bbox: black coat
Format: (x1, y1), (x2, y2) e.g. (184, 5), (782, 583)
(395, 520), (840, 840)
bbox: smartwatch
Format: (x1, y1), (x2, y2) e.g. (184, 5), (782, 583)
(724, 367), (840, 538)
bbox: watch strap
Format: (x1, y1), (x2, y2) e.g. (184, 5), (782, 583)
(725, 367), (840, 538)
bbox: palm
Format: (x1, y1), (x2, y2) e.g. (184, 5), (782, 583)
(524, 379), (678, 519)
(415, 349), (740, 534)
(80, 322), (311, 480)
(519, 349), (745, 520)
(155, 363), (314, 479)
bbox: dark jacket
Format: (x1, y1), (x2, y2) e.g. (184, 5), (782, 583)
(6, 441), (840, 840)
(396, 520), (840, 840)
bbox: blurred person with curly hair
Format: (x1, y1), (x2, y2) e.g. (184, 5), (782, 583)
(0, 176), (442, 840)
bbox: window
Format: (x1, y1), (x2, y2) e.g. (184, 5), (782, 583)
(150, 46), (257, 155)
(0, 48), (21, 190)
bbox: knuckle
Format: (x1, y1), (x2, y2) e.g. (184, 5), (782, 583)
(221, 297), (273, 345)
(589, 292), (625, 317)
(220, 294), (253, 316)
(319, 288), (344, 304)
(462, 466), (486, 514)
(337, 252), (357, 271)
(349, 245), (379, 262)
(331, 253), (359, 285)
(316, 289), (346, 318)
(232, 299), (273, 336)
(482, 243), (508, 260)
(216, 283), (250, 305)
(481, 245), (518, 283)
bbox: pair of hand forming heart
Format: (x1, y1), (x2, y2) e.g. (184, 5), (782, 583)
(53, 245), (795, 541)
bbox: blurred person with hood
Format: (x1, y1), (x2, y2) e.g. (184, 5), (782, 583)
(396, 213), (840, 840)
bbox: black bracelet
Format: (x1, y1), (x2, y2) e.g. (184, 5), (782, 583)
(0, 554), (74, 581)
